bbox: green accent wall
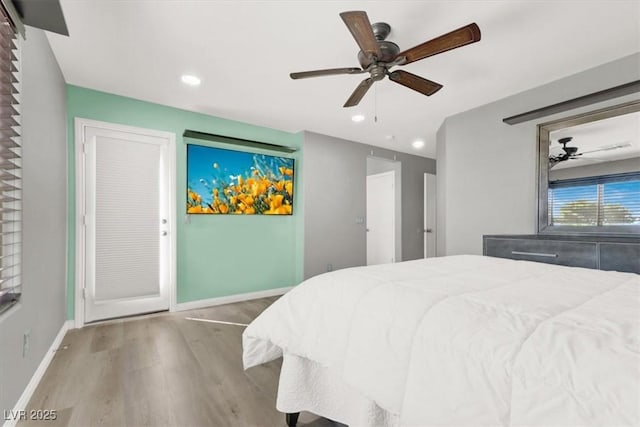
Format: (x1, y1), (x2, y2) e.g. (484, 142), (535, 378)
(66, 85), (304, 319)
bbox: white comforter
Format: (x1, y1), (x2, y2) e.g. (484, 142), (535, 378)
(243, 255), (640, 426)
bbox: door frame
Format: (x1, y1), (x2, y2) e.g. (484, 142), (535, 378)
(366, 156), (402, 262)
(424, 173), (436, 258)
(74, 118), (177, 328)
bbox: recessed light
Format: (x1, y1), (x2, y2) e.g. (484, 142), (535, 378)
(412, 139), (425, 149)
(181, 74), (201, 86)
(351, 114), (365, 123)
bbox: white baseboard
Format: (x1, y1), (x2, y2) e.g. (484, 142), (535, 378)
(3, 320), (73, 427)
(174, 286), (293, 312)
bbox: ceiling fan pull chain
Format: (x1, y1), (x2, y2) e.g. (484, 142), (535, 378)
(374, 84), (378, 123)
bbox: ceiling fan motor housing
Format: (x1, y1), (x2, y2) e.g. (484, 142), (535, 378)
(357, 21), (399, 68)
(565, 146), (578, 154)
(358, 40), (399, 68)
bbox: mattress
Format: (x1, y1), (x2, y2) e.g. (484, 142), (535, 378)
(243, 255), (640, 426)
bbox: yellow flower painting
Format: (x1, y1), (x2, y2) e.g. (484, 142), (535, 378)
(187, 144), (294, 215)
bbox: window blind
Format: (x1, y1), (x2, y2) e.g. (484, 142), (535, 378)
(549, 173), (640, 227)
(0, 4), (20, 315)
(549, 184), (598, 226)
(602, 180), (640, 225)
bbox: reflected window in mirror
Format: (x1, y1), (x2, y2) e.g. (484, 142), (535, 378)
(538, 100), (640, 235)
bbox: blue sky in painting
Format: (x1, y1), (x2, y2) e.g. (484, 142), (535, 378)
(187, 144), (294, 206)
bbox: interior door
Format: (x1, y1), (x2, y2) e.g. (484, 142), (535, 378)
(424, 173), (436, 258)
(82, 122), (172, 323)
(367, 171), (395, 265)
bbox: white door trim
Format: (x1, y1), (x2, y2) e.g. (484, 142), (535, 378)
(424, 173), (436, 258)
(74, 118), (177, 328)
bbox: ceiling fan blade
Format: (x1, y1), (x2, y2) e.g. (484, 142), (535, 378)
(549, 158), (562, 169)
(577, 157), (609, 163)
(388, 70), (443, 96)
(577, 142), (632, 155)
(290, 67), (364, 80)
(340, 11), (382, 60)
(344, 78), (374, 108)
(397, 23), (481, 65)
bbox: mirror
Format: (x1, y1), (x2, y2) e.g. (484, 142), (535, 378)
(538, 100), (640, 235)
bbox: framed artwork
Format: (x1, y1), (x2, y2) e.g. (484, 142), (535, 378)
(187, 144), (294, 215)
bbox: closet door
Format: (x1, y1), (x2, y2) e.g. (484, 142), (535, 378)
(367, 171), (396, 265)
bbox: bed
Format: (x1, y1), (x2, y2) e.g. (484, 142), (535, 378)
(242, 255), (640, 426)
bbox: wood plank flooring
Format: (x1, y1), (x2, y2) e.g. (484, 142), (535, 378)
(20, 297), (336, 427)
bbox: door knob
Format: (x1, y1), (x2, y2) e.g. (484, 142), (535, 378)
(161, 231), (168, 236)
(425, 229), (433, 233)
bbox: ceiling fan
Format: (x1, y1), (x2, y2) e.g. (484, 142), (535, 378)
(290, 11), (481, 107)
(549, 137), (580, 167)
(549, 137), (631, 168)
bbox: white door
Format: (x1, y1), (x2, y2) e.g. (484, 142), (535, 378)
(367, 171), (395, 265)
(424, 173), (436, 258)
(79, 120), (175, 323)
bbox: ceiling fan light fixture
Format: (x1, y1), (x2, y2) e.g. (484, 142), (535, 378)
(181, 74), (201, 86)
(412, 139), (425, 149)
(351, 114), (365, 122)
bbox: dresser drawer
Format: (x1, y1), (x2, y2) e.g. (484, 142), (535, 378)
(599, 243), (640, 274)
(484, 238), (598, 269)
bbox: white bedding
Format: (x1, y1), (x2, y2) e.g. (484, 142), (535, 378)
(277, 353), (398, 426)
(242, 255), (640, 426)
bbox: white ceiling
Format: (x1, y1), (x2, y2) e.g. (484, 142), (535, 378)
(46, 1), (640, 158)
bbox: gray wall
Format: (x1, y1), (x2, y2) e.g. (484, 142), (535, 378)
(366, 156), (401, 175)
(303, 131), (435, 279)
(0, 28), (67, 413)
(437, 53), (640, 256)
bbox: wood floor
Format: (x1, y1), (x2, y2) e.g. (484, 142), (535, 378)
(20, 297), (336, 427)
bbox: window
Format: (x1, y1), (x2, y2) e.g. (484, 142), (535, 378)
(0, 5), (20, 315)
(549, 173), (640, 227)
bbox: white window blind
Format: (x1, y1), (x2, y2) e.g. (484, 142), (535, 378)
(93, 136), (160, 302)
(0, 5), (20, 315)
(602, 180), (640, 225)
(549, 173), (640, 227)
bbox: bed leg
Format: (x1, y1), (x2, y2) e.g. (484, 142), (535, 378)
(286, 412), (300, 427)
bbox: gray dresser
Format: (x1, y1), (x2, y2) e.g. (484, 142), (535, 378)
(483, 234), (640, 274)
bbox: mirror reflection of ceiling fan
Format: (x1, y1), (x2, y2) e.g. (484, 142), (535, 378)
(549, 136), (632, 168)
(289, 11), (481, 107)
